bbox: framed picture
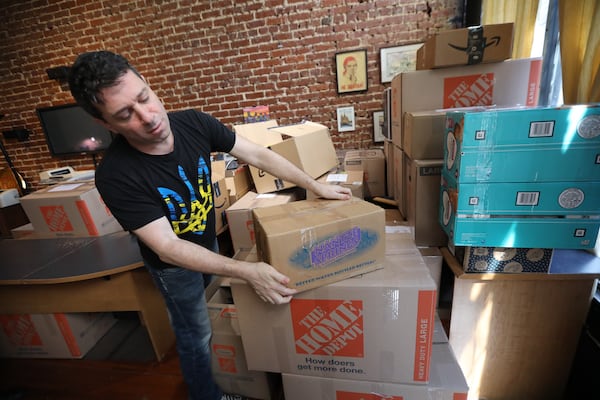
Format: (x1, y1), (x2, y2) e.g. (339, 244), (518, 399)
(372, 110), (385, 143)
(380, 43), (421, 83)
(335, 49), (368, 94)
(337, 106), (355, 132)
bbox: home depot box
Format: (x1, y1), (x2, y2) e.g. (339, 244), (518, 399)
(390, 57), (542, 148)
(208, 286), (279, 400)
(406, 158), (447, 247)
(226, 190), (298, 253)
(403, 110), (446, 159)
(19, 182), (123, 238)
(443, 105), (600, 184)
(439, 178), (600, 248)
(450, 244), (554, 273)
(230, 256), (437, 384)
(416, 23), (513, 70)
(306, 170), (364, 200)
(0, 312), (117, 359)
(252, 198), (385, 292)
(281, 343), (468, 400)
(343, 149), (386, 197)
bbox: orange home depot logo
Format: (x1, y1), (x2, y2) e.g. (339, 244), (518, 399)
(336, 391), (403, 400)
(0, 315), (43, 346)
(40, 205), (74, 232)
(443, 73), (494, 108)
(291, 299), (364, 357)
(212, 343), (238, 373)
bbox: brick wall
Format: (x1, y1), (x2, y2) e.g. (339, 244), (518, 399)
(0, 0), (457, 190)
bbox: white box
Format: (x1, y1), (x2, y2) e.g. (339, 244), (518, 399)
(0, 312), (117, 359)
(282, 343), (469, 400)
(19, 182), (123, 238)
(231, 255), (438, 384)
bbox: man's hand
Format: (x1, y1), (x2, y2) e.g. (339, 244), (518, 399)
(312, 181), (352, 200)
(244, 261), (298, 304)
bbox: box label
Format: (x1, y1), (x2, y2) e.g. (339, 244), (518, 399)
(291, 299), (364, 358)
(40, 205), (74, 232)
(413, 290), (436, 382)
(444, 73), (494, 108)
(0, 315), (43, 346)
(213, 343), (238, 373)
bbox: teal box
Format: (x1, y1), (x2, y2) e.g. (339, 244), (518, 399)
(440, 179), (600, 249)
(447, 179), (600, 216)
(444, 105), (600, 184)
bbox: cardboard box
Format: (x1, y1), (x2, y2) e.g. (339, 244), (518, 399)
(224, 164), (252, 205)
(231, 256), (438, 384)
(0, 312), (117, 359)
(281, 343), (468, 400)
(403, 110), (446, 159)
(213, 177), (230, 234)
(306, 170), (364, 200)
(252, 198), (386, 292)
(390, 57), (542, 148)
(208, 286), (279, 399)
(443, 105), (600, 184)
(406, 158), (447, 247)
(439, 179), (600, 248)
(451, 245), (554, 273)
(225, 190), (297, 253)
(343, 149), (386, 197)
(417, 23), (514, 70)
(19, 182), (124, 238)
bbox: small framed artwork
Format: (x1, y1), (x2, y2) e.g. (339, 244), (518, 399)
(372, 110), (385, 143)
(335, 49), (368, 94)
(337, 106), (355, 132)
(380, 43), (422, 83)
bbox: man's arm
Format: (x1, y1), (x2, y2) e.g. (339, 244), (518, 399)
(133, 217), (297, 304)
(229, 134), (352, 200)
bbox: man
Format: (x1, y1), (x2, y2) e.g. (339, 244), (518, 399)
(68, 51), (351, 400)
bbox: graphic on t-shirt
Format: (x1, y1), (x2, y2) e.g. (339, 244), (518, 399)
(158, 156), (213, 235)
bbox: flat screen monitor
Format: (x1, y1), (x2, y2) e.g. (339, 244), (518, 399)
(36, 103), (113, 156)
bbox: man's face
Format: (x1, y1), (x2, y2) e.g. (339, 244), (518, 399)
(94, 69), (172, 153)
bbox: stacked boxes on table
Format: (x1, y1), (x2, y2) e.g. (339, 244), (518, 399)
(388, 48), (541, 248)
(439, 105), (600, 251)
(227, 197), (468, 398)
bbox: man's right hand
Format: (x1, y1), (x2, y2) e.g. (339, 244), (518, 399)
(244, 261), (298, 304)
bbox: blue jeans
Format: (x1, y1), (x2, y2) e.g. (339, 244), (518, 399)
(144, 248), (223, 400)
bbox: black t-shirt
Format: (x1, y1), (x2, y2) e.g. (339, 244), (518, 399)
(95, 109), (236, 268)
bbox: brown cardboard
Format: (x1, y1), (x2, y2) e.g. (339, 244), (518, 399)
(19, 182), (124, 238)
(306, 170), (364, 200)
(390, 57), (542, 150)
(208, 287), (278, 399)
(403, 111), (447, 160)
(252, 198), (385, 292)
(224, 164), (252, 205)
(212, 177), (230, 235)
(225, 190), (297, 253)
(230, 255), (437, 384)
(281, 343), (469, 400)
(417, 23), (514, 70)
(0, 313), (117, 359)
(343, 149), (386, 197)
(406, 158), (448, 247)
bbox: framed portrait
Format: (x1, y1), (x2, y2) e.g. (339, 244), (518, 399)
(335, 49), (368, 94)
(380, 43), (422, 83)
(372, 110), (385, 143)
(337, 106), (355, 132)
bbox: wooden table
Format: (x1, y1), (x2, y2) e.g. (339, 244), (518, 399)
(0, 231), (175, 361)
(443, 247), (600, 400)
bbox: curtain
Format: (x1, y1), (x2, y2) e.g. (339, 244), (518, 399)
(558, 0), (600, 103)
(481, 0), (539, 59)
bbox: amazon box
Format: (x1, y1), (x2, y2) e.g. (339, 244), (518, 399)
(252, 198), (385, 292)
(306, 170), (364, 200)
(20, 182), (123, 238)
(231, 253), (438, 384)
(343, 149), (386, 197)
(417, 23), (514, 70)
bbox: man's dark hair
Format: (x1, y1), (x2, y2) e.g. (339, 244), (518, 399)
(68, 51), (141, 120)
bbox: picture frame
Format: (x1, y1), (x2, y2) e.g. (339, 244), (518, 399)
(335, 49), (368, 94)
(380, 43), (422, 83)
(337, 106), (355, 132)
(372, 110), (385, 143)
